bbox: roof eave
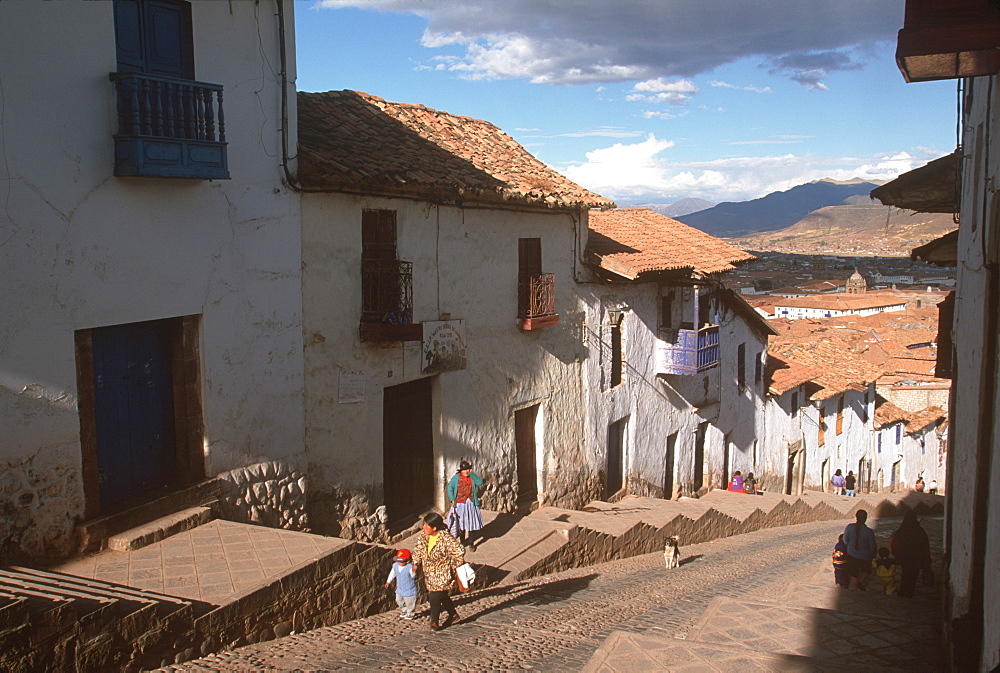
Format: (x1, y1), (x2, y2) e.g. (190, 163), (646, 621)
(870, 151), (959, 213)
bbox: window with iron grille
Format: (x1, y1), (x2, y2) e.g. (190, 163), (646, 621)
(737, 343), (746, 391)
(517, 238), (557, 327)
(361, 209), (412, 324)
(610, 311), (624, 388)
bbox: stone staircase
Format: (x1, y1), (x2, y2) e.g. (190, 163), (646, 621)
(0, 488), (943, 671)
(0, 566), (209, 672)
(458, 489), (943, 587)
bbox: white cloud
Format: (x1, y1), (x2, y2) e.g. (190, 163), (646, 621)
(317, 0), (903, 87)
(728, 140), (802, 145)
(642, 110), (686, 120)
(634, 78), (699, 94)
(558, 137), (945, 202)
(710, 80), (773, 94)
(560, 128), (642, 138)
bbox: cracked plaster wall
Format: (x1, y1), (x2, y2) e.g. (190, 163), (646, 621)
(0, 2), (304, 561)
(580, 281), (772, 501)
(302, 195), (590, 540)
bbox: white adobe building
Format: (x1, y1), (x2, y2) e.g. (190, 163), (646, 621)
(580, 209), (775, 498)
(872, 400), (947, 493)
(294, 91), (611, 539)
(0, 1), (304, 562)
(773, 294), (908, 320)
(871, 2), (1000, 666)
(762, 343), (878, 495)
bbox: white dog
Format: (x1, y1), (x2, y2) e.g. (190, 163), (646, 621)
(663, 535), (681, 569)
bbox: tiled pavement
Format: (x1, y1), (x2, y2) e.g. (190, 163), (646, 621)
(55, 520), (349, 605)
(583, 518), (944, 673)
(167, 514), (945, 671)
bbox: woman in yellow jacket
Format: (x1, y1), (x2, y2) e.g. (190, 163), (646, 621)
(413, 512), (465, 631)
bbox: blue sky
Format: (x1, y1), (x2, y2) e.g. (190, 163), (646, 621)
(294, 0), (956, 205)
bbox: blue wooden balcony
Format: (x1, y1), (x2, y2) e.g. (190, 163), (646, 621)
(111, 72), (229, 179)
(656, 325), (720, 375)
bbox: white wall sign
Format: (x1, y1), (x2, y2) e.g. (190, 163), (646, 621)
(339, 370), (366, 403)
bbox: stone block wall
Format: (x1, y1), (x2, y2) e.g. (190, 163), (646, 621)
(215, 460), (309, 532)
(0, 445), (82, 563)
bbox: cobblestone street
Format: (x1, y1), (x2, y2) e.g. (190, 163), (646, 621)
(168, 515), (943, 671)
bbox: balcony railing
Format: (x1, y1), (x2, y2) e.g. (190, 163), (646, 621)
(360, 259), (421, 342)
(518, 273), (559, 330)
(656, 325), (720, 375)
(111, 72), (229, 179)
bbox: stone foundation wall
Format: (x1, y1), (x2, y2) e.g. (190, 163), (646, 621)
(307, 482), (391, 544)
(541, 468), (603, 510)
(0, 445), (83, 563)
(215, 460), (309, 532)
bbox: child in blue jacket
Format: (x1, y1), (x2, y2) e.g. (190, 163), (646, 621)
(385, 548), (418, 619)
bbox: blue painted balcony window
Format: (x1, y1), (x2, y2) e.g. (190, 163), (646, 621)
(111, 0), (229, 179)
(656, 325), (720, 375)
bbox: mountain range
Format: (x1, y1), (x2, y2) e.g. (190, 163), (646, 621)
(638, 178), (956, 257)
(673, 179), (884, 237)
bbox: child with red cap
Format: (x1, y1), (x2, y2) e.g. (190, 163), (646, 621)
(385, 548), (418, 619)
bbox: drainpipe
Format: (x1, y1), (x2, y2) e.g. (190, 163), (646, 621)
(275, 0), (302, 192)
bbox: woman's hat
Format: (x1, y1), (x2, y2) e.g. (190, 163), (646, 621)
(458, 459), (472, 471)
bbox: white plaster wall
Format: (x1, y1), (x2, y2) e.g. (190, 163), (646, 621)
(949, 75), (998, 667)
(579, 281), (769, 499)
(714, 300), (769, 486)
(798, 388), (874, 491)
(301, 194), (589, 535)
(579, 283), (699, 499)
(0, 2), (304, 559)
(872, 425), (904, 491)
(761, 388), (809, 491)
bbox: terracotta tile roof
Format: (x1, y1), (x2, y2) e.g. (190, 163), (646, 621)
(905, 406), (947, 435)
(769, 340), (881, 400)
(775, 294), (910, 311)
(874, 398), (910, 429)
(587, 208), (754, 280)
(883, 356), (938, 377)
(766, 353), (822, 396)
(297, 90), (612, 209)
(874, 401), (947, 434)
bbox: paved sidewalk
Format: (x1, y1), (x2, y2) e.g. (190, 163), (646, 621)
(166, 514), (944, 671)
(55, 520), (348, 605)
(583, 517), (944, 673)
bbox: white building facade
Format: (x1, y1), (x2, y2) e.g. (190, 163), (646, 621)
(295, 91), (610, 539)
(0, 0), (305, 562)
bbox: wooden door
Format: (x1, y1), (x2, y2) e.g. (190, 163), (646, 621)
(606, 419), (625, 498)
(514, 405), (538, 504)
(92, 320), (176, 508)
(693, 422), (706, 492)
(663, 433), (676, 499)
(383, 377), (434, 523)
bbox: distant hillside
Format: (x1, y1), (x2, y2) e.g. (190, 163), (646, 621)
(675, 179), (883, 237)
(725, 203), (957, 256)
(655, 198), (716, 218)
(624, 198), (716, 218)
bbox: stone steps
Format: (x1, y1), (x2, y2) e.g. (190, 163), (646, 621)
(469, 489), (945, 587)
(17, 488), (942, 671)
(75, 479), (223, 554)
(0, 566), (204, 672)
(108, 506), (215, 552)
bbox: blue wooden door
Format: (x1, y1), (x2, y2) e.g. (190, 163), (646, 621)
(92, 320), (176, 508)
